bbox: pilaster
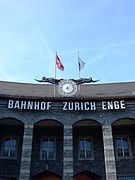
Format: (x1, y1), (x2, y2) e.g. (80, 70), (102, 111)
(63, 125), (73, 180)
(102, 125), (117, 180)
(19, 124), (33, 180)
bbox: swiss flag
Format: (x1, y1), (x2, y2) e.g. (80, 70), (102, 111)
(56, 55), (64, 71)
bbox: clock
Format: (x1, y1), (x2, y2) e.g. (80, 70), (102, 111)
(57, 80), (77, 96)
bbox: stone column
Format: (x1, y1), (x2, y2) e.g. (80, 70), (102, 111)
(102, 125), (117, 180)
(63, 125), (73, 180)
(19, 124), (33, 180)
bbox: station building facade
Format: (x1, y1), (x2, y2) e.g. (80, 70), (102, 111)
(0, 80), (135, 180)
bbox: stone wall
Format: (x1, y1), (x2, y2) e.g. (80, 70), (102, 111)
(0, 98), (135, 179)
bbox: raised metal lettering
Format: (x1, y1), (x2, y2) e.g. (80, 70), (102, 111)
(8, 100), (14, 109)
(63, 102), (68, 110)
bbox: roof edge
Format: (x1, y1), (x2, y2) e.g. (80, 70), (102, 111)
(0, 80), (135, 86)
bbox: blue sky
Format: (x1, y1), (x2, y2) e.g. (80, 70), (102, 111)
(0, 0), (135, 84)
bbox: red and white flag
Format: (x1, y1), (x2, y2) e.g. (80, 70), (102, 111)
(56, 55), (64, 71)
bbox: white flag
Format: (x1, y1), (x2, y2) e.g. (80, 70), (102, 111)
(78, 56), (85, 71)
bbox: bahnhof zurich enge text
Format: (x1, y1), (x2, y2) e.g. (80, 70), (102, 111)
(0, 79), (135, 180)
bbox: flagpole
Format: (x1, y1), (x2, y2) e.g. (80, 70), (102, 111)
(78, 51), (81, 95)
(54, 52), (57, 97)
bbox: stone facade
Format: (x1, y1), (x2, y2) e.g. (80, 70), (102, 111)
(0, 82), (135, 180)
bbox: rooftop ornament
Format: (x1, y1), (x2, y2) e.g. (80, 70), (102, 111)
(35, 77), (99, 85)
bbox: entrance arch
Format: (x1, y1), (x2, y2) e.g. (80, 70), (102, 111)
(36, 172), (61, 180)
(0, 117), (24, 179)
(74, 172), (94, 180)
(112, 118), (135, 176)
(32, 120), (63, 180)
(73, 120), (104, 179)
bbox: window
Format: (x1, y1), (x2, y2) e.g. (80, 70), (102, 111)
(115, 136), (131, 158)
(79, 137), (93, 159)
(40, 137), (55, 160)
(1, 136), (17, 158)
(118, 176), (135, 180)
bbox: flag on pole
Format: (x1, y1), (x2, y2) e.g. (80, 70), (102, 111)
(56, 55), (64, 71)
(78, 56), (85, 71)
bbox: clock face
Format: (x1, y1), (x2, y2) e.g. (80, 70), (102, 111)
(57, 80), (77, 96)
